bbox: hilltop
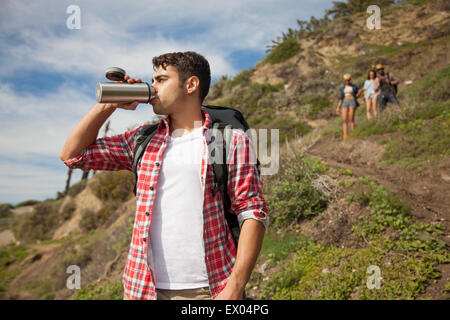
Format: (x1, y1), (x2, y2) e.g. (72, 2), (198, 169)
(0, 0), (449, 300)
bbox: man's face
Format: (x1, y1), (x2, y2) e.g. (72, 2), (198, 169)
(377, 68), (385, 76)
(150, 65), (185, 115)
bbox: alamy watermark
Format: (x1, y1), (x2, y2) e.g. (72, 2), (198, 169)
(66, 5), (81, 30)
(366, 265), (382, 289)
(66, 265), (81, 290)
(366, 5), (381, 30)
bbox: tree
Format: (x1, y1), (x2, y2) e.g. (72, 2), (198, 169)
(64, 168), (73, 195)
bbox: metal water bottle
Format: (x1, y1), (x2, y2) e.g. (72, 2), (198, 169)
(95, 67), (156, 104)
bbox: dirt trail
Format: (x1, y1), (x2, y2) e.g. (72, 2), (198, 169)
(304, 134), (450, 299)
(306, 136), (450, 234)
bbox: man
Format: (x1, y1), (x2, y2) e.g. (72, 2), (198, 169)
(59, 51), (269, 300)
(374, 63), (400, 112)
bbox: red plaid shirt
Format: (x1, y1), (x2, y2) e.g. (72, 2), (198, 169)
(64, 110), (268, 300)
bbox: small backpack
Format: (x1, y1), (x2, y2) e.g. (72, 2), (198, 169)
(131, 105), (259, 247)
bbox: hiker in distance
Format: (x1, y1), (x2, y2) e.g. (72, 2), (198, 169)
(335, 73), (361, 141)
(59, 51), (269, 300)
(362, 69), (379, 120)
(374, 63), (400, 112)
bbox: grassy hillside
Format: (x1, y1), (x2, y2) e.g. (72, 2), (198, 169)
(207, 0), (450, 300)
(0, 172), (135, 299)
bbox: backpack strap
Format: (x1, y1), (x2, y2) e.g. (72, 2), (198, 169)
(208, 122), (241, 247)
(132, 123), (159, 195)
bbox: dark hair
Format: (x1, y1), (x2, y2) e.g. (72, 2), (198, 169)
(367, 69), (377, 80)
(152, 51), (211, 103)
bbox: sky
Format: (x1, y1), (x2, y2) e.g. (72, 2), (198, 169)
(0, 0), (335, 204)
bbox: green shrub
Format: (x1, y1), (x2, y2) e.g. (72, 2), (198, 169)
(352, 118), (392, 138)
(265, 38), (300, 64)
(91, 171), (134, 202)
(79, 209), (98, 232)
(0, 204), (13, 218)
(14, 200), (40, 208)
(260, 231), (312, 265)
(80, 203), (118, 232)
(21, 278), (54, 299)
(67, 179), (88, 197)
(381, 120), (450, 168)
(61, 199), (76, 221)
(265, 155), (328, 228)
(60, 231), (103, 268)
(0, 243), (28, 267)
(0, 244), (29, 295)
(412, 100), (450, 121)
(272, 116), (312, 143)
(298, 95), (332, 119)
(73, 280), (123, 300)
(401, 65), (449, 102)
(366, 41), (427, 58)
(227, 69), (254, 88)
(12, 200), (61, 242)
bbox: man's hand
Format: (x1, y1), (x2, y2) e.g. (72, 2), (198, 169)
(214, 281), (244, 300)
(123, 75), (142, 84)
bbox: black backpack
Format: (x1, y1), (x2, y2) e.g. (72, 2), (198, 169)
(131, 105), (259, 247)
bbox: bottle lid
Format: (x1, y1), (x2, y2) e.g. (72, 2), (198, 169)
(105, 67), (126, 81)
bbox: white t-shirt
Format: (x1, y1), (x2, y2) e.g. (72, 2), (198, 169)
(148, 126), (209, 289)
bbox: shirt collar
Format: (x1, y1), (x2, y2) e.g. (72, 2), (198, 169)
(157, 108), (212, 136)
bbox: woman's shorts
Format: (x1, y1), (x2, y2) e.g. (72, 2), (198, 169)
(367, 93), (378, 100)
(342, 98), (357, 109)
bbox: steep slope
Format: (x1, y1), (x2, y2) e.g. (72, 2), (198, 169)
(206, 0), (450, 300)
(1, 172), (135, 300)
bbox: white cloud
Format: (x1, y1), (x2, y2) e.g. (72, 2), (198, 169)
(1, 0), (333, 77)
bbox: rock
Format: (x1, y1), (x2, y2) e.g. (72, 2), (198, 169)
(0, 230), (16, 246)
(258, 261), (269, 274)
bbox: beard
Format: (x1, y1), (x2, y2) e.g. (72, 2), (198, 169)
(151, 101), (169, 115)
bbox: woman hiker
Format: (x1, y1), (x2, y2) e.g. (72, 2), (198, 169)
(335, 73), (361, 141)
(362, 69), (379, 120)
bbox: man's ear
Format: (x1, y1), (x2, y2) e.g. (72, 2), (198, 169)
(185, 76), (200, 96)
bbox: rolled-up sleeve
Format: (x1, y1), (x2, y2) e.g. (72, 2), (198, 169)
(226, 131), (269, 230)
(63, 126), (142, 172)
